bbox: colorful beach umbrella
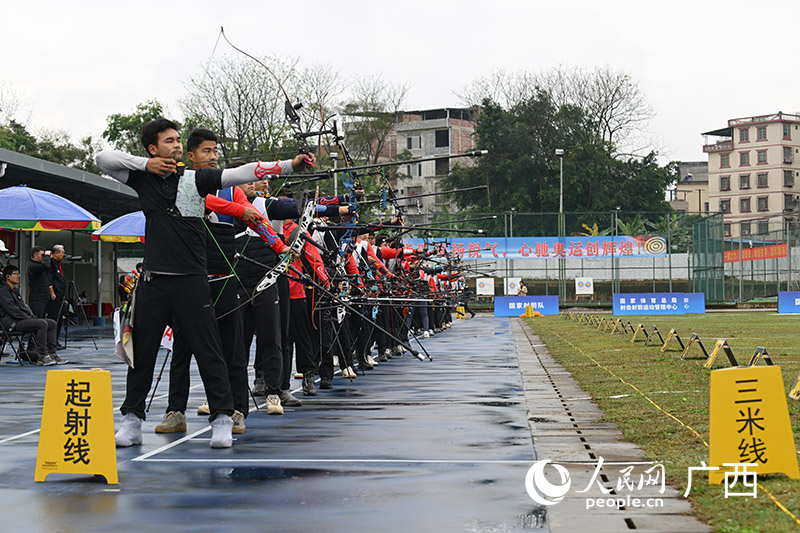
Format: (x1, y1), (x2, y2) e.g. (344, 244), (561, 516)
(0, 185), (100, 230)
(92, 211), (145, 243)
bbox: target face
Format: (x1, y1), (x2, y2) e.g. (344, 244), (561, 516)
(644, 236), (667, 255)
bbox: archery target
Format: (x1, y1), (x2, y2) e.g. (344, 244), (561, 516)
(476, 277), (495, 296)
(575, 277), (594, 295)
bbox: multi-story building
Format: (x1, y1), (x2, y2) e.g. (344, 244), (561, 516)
(670, 161), (709, 214)
(703, 112), (800, 238)
(392, 108), (478, 222)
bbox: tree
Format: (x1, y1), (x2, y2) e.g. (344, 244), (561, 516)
(341, 74), (409, 165)
(457, 66), (655, 155)
(0, 119), (38, 153)
(180, 55), (298, 163)
(103, 99), (166, 155)
(444, 94), (675, 236)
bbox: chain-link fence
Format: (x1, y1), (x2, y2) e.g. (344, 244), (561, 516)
(401, 210), (798, 304)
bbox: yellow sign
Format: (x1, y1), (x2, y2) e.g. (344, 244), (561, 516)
(630, 323), (646, 342)
(455, 306), (465, 320)
(35, 369), (118, 484)
(660, 328), (685, 352)
(790, 375), (800, 400)
(709, 365), (800, 484)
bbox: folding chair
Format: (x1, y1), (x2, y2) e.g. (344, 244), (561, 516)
(0, 322), (40, 366)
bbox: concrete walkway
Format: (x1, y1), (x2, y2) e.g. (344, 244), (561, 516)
(514, 318), (710, 532)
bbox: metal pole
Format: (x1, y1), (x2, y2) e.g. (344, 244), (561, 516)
(788, 219), (793, 291)
(739, 224), (743, 301)
(667, 212), (673, 292)
(331, 153), (338, 196)
(96, 240), (102, 320)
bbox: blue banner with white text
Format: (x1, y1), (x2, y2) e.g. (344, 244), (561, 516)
(495, 296), (560, 316)
(778, 291), (800, 313)
(613, 293), (705, 315)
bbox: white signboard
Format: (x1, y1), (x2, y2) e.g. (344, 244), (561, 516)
(575, 277), (594, 295)
(476, 278), (495, 296)
(505, 277), (522, 295)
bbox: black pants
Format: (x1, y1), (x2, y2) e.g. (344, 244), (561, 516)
(242, 283), (282, 395)
(14, 317), (57, 355)
(121, 274), (233, 421)
(319, 305), (354, 380)
(289, 297), (316, 375)
(278, 276), (292, 390)
(168, 280), (249, 416)
(45, 294), (65, 341)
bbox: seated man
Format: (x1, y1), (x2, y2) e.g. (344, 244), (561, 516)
(0, 265), (60, 365)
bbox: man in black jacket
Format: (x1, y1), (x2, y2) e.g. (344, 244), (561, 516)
(0, 265), (58, 365)
(27, 246), (52, 319)
(46, 244), (67, 349)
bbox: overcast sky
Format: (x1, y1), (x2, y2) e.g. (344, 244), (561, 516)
(2, 0), (797, 163)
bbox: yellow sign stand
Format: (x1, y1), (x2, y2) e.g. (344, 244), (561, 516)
(790, 376), (800, 400)
(709, 365), (800, 484)
(596, 317), (607, 331)
(746, 347), (774, 367)
(680, 333), (709, 360)
(660, 328), (685, 352)
(522, 305), (540, 318)
(455, 306), (465, 320)
(630, 324), (646, 343)
(35, 369), (118, 484)
(644, 325), (664, 347)
(704, 339), (739, 369)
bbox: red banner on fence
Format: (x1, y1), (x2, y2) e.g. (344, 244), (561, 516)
(724, 243), (787, 263)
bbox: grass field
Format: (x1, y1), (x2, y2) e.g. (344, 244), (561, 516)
(526, 311), (800, 533)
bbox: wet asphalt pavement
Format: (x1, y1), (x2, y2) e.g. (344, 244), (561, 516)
(0, 318), (544, 532)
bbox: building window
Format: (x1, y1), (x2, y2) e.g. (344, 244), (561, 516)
(757, 221), (769, 235)
(739, 128), (750, 142)
(406, 164), (422, 177)
(704, 202), (709, 213)
(785, 193), (796, 211)
(720, 153), (730, 168)
(739, 174), (750, 189)
(723, 223), (732, 237)
(757, 196), (769, 211)
(720, 175), (731, 191)
(407, 186), (423, 196)
(757, 126), (767, 141)
(720, 199), (731, 213)
(784, 170), (795, 187)
(407, 136), (421, 150)
(756, 150), (767, 164)
(740, 197), (751, 212)
(741, 221), (751, 236)
(435, 158), (449, 176)
(784, 122), (792, 139)
(757, 172), (769, 188)
(784, 146), (793, 164)
(740, 152), (750, 166)
(435, 130), (449, 148)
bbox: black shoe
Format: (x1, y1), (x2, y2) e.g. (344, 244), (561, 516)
(320, 377), (333, 390)
(55, 343), (65, 350)
(357, 357), (373, 371)
(253, 377), (267, 396)
(470, 313), (476, 318)
(279, 390), (302, 407)
(302, 374), (317, 396)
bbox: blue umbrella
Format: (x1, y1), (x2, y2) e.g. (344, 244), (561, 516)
(92, 211), (145, 243)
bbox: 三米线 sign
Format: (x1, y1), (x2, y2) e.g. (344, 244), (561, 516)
(35, 369), (118, 484)
(709, 365), (799, 484)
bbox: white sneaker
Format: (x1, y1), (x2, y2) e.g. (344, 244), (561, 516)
(342, 367), (357, 379)
(197, 401), (210, 415)
(333, 355), (339, 367)
(232, 410), (246, 434)
(428, 329), (434, 336)
(367, 355), (379, 366)
(115, 413), (143, 447)
(266, 394), (284, 415)
(423, 331), (430, 339)
(209, 415), (233, 448)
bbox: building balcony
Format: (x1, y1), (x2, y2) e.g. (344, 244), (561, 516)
(703, 140), (733, 153)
